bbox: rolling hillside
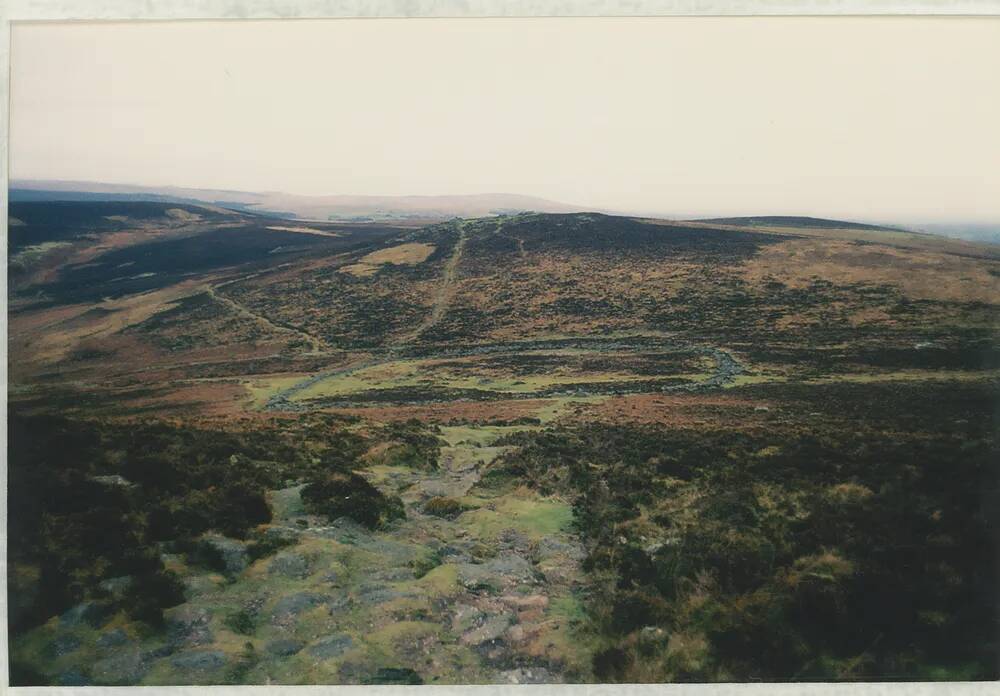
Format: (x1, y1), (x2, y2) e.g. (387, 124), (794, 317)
(7, 201), (1000, 685)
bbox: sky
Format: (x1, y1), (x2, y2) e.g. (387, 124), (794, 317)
(10, 17), (1000, 223)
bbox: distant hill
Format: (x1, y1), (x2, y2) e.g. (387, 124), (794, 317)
(9, 180), (591, 223)
(692, 215), (903, 233)
(912, 223), (1000, 246)
(13, 183), (998, 245)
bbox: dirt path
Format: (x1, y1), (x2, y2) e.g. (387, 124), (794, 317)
(264, 223), (474, 409)
(392, 221), (469, 348)
(206, 272), (329, 354)
(207, 282), (328, 353)
(267, 424), (592, 683)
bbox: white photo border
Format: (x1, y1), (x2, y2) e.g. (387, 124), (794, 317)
(2, 1), (998, 695)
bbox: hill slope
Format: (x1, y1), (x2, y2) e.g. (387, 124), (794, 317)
(7, 203), (1000, 686)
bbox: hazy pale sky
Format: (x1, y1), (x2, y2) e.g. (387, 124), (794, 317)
(10, 17), (1000, 222)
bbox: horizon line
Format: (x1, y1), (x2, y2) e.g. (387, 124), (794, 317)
(9, 177), (1000, 228)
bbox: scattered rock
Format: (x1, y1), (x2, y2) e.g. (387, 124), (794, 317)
(98, 575), (134, 599)
(457, 553), (539, 593)
(171, 649), (227, 671)
(452, 603), (486, 633)
(461, 612), (514, 646)
(326, 595), (353, 616)
(56, 669), (91, 686)
(505, 624), (526, 642)
(498, 528), (532, 554)
(46, 633), (82, 657)
(271, 592), (329, 626)
(534, 537), (585, 562)
(265, 639), (305, 656)
(268, 551), (312, 579)
(185, 575), (223, 597)
(438, 543), (474, 563)
(97, 628), (129, 649)
(59, 601), (112, 629)
(90, 474), (136, 488)
(142, 644), (175, 660)
(243, 594), (269, 616)
(166, 606), (213, 647)
(355, 583), (403, 605)
(373, 567), (415, 582)
(91, 650), (148, 685)
(498, 667), (558, 684)
(200, 534), (249, 576)
(337, 661), (367, 684)
(308, 633), (354, 659)
(500, 594), (549, 611)
(640, 625), (667, 644)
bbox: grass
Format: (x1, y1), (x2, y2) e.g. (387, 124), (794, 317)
(725, 374), (784, 388)
(550, 593), (587, 624)
(803, 369), (1000, 384)
(244, 376), (310, 408)
(289, 355), (700, 402)
(458, 494), (573, 542)
(414, 564), (461, 598)
(364, 463), (417, 489)
(366, 620), (440, 652)
(340, 243), (436, 277)
(267, 485), (307, 521)
(524, 592), (597, 680)
(536, 395), (608, 423)
(438, 424), (514, 448)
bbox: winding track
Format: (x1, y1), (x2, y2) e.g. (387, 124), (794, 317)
(392, 221), (469, 348)
(258, 219), (747, 411)
(261, 221), (471, 407)
(206, 284), (327, 353)
(263, 338), (745, 411)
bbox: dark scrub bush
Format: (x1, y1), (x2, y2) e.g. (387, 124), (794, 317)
(301, 471), (405, 529)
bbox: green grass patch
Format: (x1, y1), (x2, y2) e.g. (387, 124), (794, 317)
(244, 376), (308, 408)
(414, 564), (460, 598)
(459, 495), (573, 541)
